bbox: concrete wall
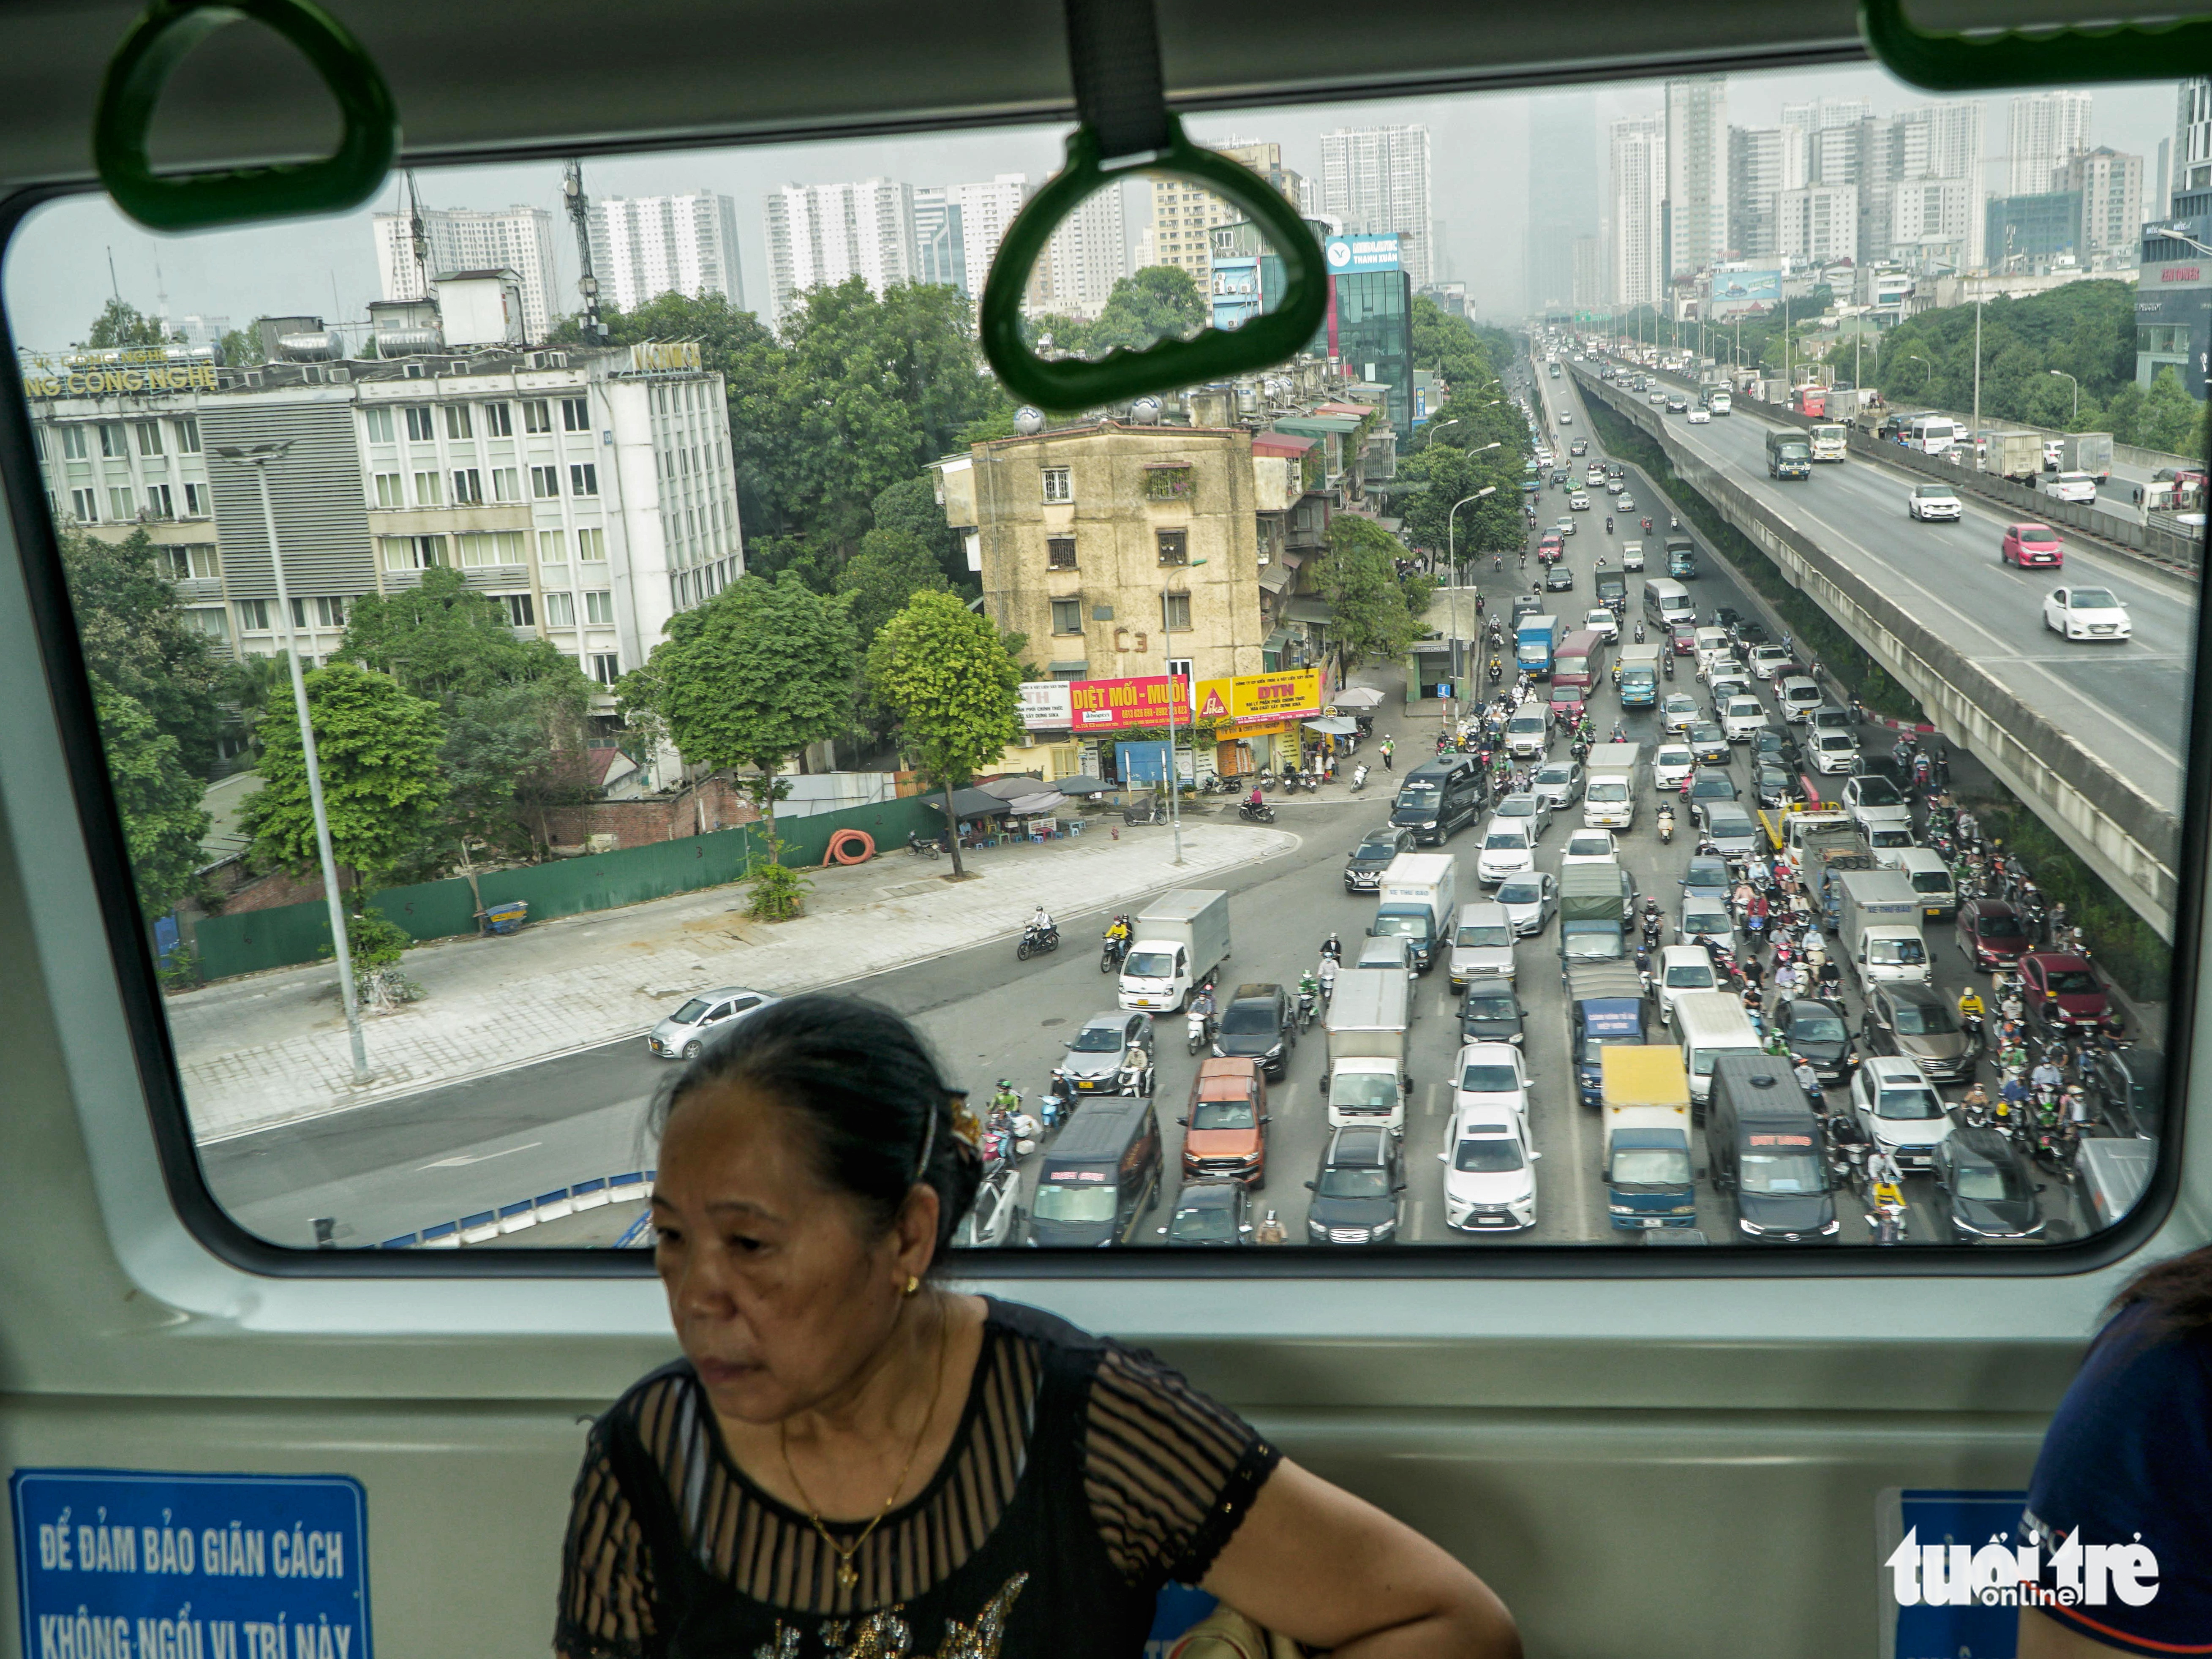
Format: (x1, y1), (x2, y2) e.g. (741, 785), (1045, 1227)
(1572, 364), (2182, 939)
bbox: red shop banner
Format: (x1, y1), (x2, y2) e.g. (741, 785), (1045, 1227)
(1069, 674), (1190, 730)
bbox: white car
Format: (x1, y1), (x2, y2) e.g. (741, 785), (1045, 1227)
(1686, 406), (1711, 424)
(1907, 481), (1960, 521)
(1493, 790), (1555, 840)
(1656, 944), (1719, 1027)
(1495, 871), (1558, 936)
(647, 986), (782, 1059)
(1450, 1042), (1532, 1124)
(1850, 1055), (1955, 1173)
(1660, 693), (1701, 736)
(1811, 729), (1862, 775)
(1561, 828), (1618, 864)
(1678, 893), (1737, 952)
(1653, 744), (1696, 790)
(1505, 708), (1551, 759)
(1559, 411), (1574, 425)
(1842, 773), (1912, 831)
(1439, 1106), (1538, 1232)
(953, 1162), (1022, 1247)
(2041, 470), (2098, 504)
(1622, 541), (1646, 570)
(2043, 584), (2131, 642)
(1747, 644), (1792, 680)
(1722, 696), (1770, 742)
(1476, 817), (1537, 884)
(1618, 496), (1637, 514)
(1584, 607), (1620, 643)
(1777, 676), (1824, 722)
(1570, 492), (1592, 510)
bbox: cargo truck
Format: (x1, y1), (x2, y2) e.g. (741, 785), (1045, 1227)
(1560, 859), (1631, 964)
(1321, 967), (1412, 1134)
(1708, 1055), (1836, 1243)
(1373, 852), (1458, 973)
(1994, 431), (2044, 483)
(1765, 428), (1812, 480)
(2057, 432), (2113, 483)
(1834, 869), (1929, 987)
(1117, 889), (1232, 1013)
(1516, 613), (1563, 678)
(1807, 422), (1847, 462)
(1601, 1046), (1697, 1230)
(1583, 742), (1640, 829)
(1568, 961), (1649, 1109)
(1593, 568), (1628, 614)
(1775, 809), (1855, 869)
(1616, 641), (1662, 707)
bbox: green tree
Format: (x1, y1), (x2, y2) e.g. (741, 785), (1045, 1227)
(339, 566), (572, 706)
(836, 527), (951, 647)
(1395, 444), (1520, 572)
(443, 669), (598, 863)
(218, 327), (258, 368)
(2138, 366), (2207, 458)
(1082, 267), (1207, 355)
(216, 650), (294, 759)
(1316, 516), (1422, 681)
(866, 590), (1024, 879)
(624, 572), (858, 846)
(80, 298), (173, 349)
(871, 474), (971, 591)
(92, 682), (212, 921)
(241, 662), (449, 889)
(58, 526), (227, 776)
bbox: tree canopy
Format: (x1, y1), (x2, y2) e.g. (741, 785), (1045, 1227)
(242, 662), (449, 888)
(59, 526), (227, 776)
(93, 683), (211, 921)
(79, 299), (175, 350)
(339, 566), (575, 706)
(442, 672), (599, 863)
(1316, 517), (1425, 678)
(836, 528), (950, 648)
(1024, 266), (1207, 361)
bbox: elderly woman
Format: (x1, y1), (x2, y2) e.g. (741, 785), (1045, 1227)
(559, 994), (1517, 1659)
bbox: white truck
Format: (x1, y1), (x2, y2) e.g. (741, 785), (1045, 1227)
(1993, 431), (2044, 483)
(1833, 869), (1929, 988)
(1373, 852), (1458, 973)
(1322, 967), (1412, 1134)
(1116, 889), (1232, 1013)
(1583, 742), (1640, 830)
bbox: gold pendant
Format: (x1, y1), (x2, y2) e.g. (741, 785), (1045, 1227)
(836, 1559), (859, 1592)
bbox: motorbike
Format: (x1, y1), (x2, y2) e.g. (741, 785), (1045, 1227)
(1186, 1006), (1215, 1056)
(1038, 1082), (1068, 1133)
(1257, 768), (1278, 793)
(1351, 763), (1371, 793)
(1238, 799), (1277, 824)
(1662, 654), (1675, 680)
(1015, 921), (1060, 961)
(1605, 517), (1614, 534)
(906, 830), (943, 858)
(1295, 983), (1318, 1031)
(1641, 516), (1653, 533)
(1656, 805), (1675, 844)
(1100, 929), (1129, 974)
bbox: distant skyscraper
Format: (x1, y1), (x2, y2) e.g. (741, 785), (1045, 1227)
(1608, 114), (1667, 307)
(1527, 92), (1600, 313)
(1781, 98), (1872, 136)
(2157, 136), (2173, 222)
(587, 191), (743, 313)
(2059, 147), (2144, 258)
(951, 176), (1033, 301)
(1572, 236), (1603, 308)
(1320, 125), (1435, 286)
(912, 187), (967, 291)
(763, 180), (917, 316)
(1038, 180), (1129, 318)
(1147, 142), (1302, 291)
(2009, 90), (2092, 193)
(1727, 125), (1804, 260)
(1665, 76), (1729, 279)
(1777, 183), (1859, 265)
(2174, 79), (2212, 198)
(373, 202), (561, 341)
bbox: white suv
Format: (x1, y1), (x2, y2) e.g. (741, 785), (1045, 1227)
(1440, 1106), (1538, 1232)
(1722, 696), (1771, 742)
(1907, 481), (1960, 521)
(1656, 944), (1719, 1026)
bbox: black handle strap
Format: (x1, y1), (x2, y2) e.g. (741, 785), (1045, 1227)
(1064, 0), (1171, 163)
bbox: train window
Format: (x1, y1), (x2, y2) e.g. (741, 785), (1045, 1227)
(11, 59), (2190, 1266)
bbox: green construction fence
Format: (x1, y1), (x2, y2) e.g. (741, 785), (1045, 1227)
(193, 793), (951, 983)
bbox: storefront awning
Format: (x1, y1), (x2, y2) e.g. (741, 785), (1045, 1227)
(1281, 597), (1332, 624)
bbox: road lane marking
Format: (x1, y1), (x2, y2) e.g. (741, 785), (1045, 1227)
(420, 1141), (541, 1170)
(1426, 1080), (1442, 1117)
(1410, 1198), (1427, 1239)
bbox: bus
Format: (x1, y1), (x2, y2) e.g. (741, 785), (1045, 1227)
(1807, 423), (1847, 462)
(1549, 627), (1608, 719)
(1903, 414), (1959, 455)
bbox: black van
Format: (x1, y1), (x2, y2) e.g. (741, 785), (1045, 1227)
(1707, 1055), (1836, 1244)
(1389, 755), (1488, 845)
(1026, 1098), (1161, 1247)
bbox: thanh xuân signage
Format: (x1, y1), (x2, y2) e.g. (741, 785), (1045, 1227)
(1325, 235), (1401, 274)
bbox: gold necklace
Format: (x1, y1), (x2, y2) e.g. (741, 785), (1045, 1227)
(780, 1303), (948, 1595)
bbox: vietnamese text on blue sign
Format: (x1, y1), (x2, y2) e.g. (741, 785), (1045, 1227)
(1325, 235), (1401, 273)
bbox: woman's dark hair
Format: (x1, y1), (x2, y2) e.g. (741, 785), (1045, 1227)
(2109, 1242), (2212, 1335)
(648, 994), (981, 1259)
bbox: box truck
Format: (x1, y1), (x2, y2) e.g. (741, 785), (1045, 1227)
(1583, 742), (1640, 829)
(1601, 1046), (1697, 1230)
(1321, 968), (1412, 1133)
(1117, 889), (1232, 1012)
(1834, 869), (1929, 987)
(1373, 852), (1458, 973)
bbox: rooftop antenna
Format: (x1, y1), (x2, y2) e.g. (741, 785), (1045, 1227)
(405, 169), (431, 298)
(106, 246), (121, 305)
(154, 256), (170, 335)
(562, 158), (608, 344)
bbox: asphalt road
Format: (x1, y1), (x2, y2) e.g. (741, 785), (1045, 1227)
(207, 394), (2082, 1255)
(1539, 360), (2197, 816)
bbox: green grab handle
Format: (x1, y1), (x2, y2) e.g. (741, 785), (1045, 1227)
(980, 116), (1330, 412)
(1860, 0), (2212, 90)
(95, 0), (398, 232)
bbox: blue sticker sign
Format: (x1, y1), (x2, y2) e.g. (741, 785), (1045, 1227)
(1878, 1488), (2024, 1659)
(12, 1470), (370, 1659)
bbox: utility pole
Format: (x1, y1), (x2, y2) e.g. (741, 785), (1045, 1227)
(1972, 296), (1983, 469)
(1163, 560), (1207, 866)
(563, 158), (609, 344)
(217, 441), (370, 1085)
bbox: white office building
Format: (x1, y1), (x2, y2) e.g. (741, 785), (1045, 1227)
(588, 191), (744, 313)
(952, 176), (1034, 303)
(2175, 79), (2212, 199)
(1035, 181), (1129, 319)
(1608, 115), (1667, 307)
(1778, 183), (1860, 265)
(372, 204), (563, 343)
(2009, 90), (2093, 194)
(1889, 177), (1974, 269)
(1665, 76), (1730, 280)
(2059, 147), (2146, 259)
(23, 329), (742, 692)
(1319, 124), (1435, 288)
(913, 187), (967, 291)
(763, 180), (918, 317)
(1727, 124), (1806, 260)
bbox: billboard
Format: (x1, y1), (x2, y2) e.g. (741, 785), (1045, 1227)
(1325, 234), (1402, 274)
(1708, 270), (1782, 318)
(1068, 674), (1190, 730)
(1018, 680), (1074, 730)
(1192, 668), (1322, 730)
(1211, 256), (1262, 331)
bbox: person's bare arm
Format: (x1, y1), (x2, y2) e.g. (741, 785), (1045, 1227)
(1200, 1458), (1519, 1658)
(2017, 1607), (2143, 1659)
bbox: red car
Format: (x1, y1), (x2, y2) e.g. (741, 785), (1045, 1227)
(1954, 898), (2029, 973)
(2001, 523), (2063, 568)
(1668, 622), (1698, 656)
(2019, 951), (2116, 1035)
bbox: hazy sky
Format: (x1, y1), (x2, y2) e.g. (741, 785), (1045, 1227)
(2, 65), (2181, 353)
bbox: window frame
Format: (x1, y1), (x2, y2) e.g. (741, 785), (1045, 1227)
(0, 178), (2193, 1293)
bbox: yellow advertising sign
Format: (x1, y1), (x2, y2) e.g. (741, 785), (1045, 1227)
(1192, 668), (1322, 730)
(627, 341), (704, 373)
(22, 362), (219, 399)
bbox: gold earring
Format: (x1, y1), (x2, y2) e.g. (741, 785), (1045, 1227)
(904, 1275), (920, 1297)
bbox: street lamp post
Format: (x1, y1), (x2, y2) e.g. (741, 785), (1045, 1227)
(1972, 297), (1984, 468)
(1162, 558), (1207, 866)
(1446, 486), (1498, 725)
(2049, 368), (2080, 421)
(215, 441), (369, 1085)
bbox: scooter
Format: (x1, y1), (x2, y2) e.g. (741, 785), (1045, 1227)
(1238, 799), (1277, 824)
(1015, 921), (1060, 961)
(906, 830), (943, 858)
(1656, 805), (1675, 844)
(1100, 928), (1129, 973)
(1186, 1006), (1215, 1056)
(1351, 763), (1371, 793)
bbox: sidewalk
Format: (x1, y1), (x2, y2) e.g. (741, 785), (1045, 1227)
(169, 817), (1295, 1142)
